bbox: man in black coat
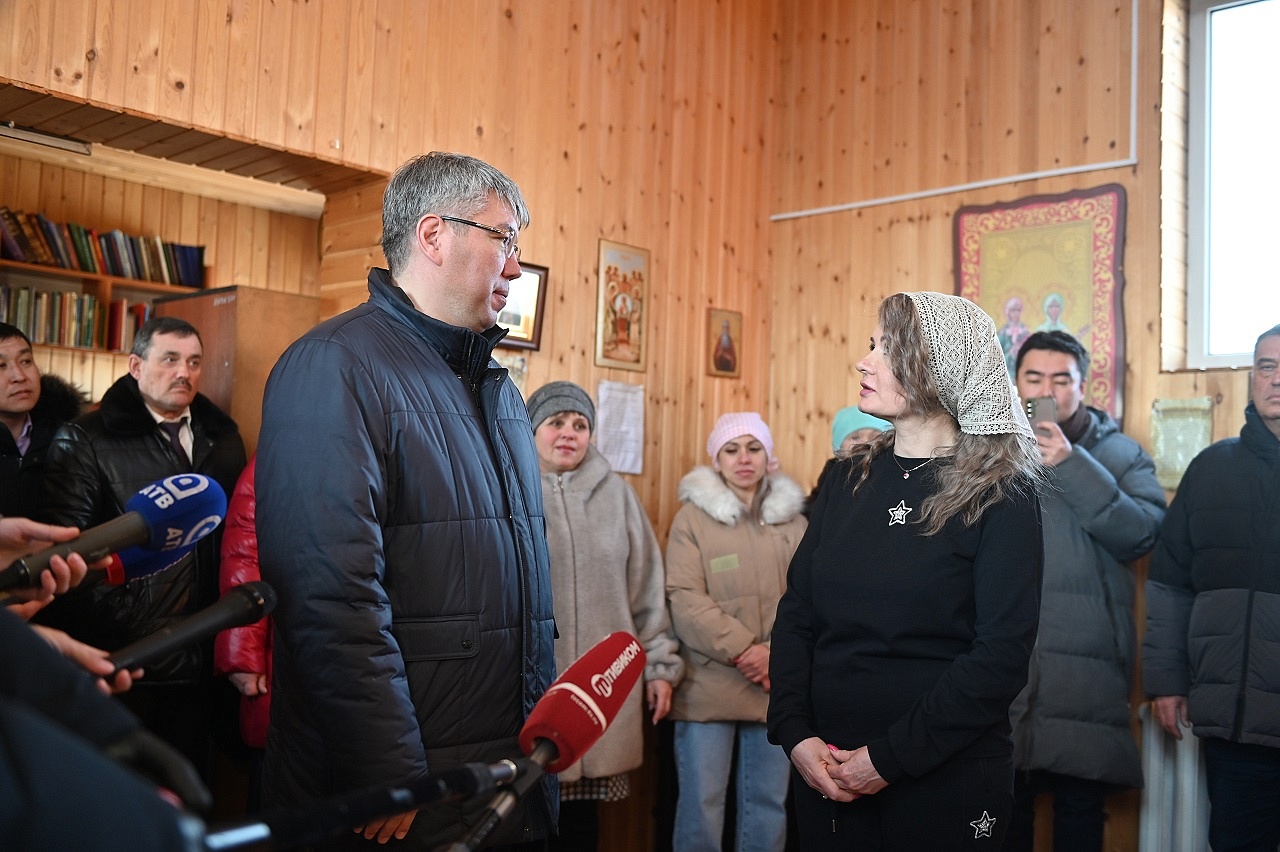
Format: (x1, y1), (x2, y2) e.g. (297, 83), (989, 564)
(33, 316), (246, 787)
(0, 322), (85, 517)
(257, 152), (557, 850)
(1143, 322), (1280, 852)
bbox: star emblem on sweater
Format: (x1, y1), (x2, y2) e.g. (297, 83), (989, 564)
(969, 810), (997, 839)
(887, 500), (912, 526)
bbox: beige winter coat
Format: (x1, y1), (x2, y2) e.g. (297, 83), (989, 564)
(665, 466), (807, 723)
(542, 445), (684, 782)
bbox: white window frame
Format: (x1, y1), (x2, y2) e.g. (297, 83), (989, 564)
(1186, 0), (1279, 368)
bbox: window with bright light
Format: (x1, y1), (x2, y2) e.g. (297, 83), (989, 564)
(1187, 0), (1280, 368)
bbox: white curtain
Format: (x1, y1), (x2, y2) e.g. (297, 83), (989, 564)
(1139, 703), (1210, 852)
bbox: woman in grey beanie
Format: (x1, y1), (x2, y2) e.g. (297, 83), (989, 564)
(525, 381), (683, 852)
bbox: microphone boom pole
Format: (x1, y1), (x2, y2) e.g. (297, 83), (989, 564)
(203, 760), (521, 851)
(436, 741), (556, 852)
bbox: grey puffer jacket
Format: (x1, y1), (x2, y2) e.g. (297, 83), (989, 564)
(1143, 403), (1280, 748)
(257, 268), (557, 847)
(1009, 407), (1165, 788)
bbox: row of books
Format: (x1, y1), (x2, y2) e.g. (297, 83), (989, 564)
(1, 285), (152, 352)
(0, 205), (206, 289)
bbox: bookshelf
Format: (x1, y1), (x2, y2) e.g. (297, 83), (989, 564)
(0, 256), (202, 353)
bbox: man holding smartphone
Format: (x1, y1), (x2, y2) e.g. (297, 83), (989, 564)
(1005, 330), (1167, 852)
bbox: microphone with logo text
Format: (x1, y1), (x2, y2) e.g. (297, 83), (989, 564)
(105, 581), (277, 676)
(197, 631), (645, 851)
(0, 473), (227, 592)
(443, 630), (647, 852)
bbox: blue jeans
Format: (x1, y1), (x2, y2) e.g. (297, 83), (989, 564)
(1203, 737), (1280, 852)
(673, 720), (790, 852)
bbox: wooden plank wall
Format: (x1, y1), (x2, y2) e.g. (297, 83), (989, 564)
(309, 0), (782, 536)
(0, 2), (781, 536)
(771, 0), (1249, 493)
(1, 1), (1256, 850)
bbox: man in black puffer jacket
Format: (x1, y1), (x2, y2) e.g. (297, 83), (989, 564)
(33, 316), (246, 786)
(0, 322), (86, 517)
(257, 152), (556, 851)
(1143, 322), (1280, 852)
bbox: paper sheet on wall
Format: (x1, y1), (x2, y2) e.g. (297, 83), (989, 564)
(596, 380), (645, 475)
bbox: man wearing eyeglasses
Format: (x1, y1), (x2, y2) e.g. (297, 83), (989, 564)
(256, 152), (556, 850)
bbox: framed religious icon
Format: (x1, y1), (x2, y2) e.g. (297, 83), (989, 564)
(495, 261), (548, 351)
(707, 308), (742, 378)
(595, 239), (649, 371)
(953, 183), (1127, 421)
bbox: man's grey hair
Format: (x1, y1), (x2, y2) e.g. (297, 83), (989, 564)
(380, 152), (529, 275)
(131, 316), (201, 359)
(1257, 323), (1280, 353)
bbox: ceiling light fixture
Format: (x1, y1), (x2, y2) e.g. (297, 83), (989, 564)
(0, 121), (92, 156)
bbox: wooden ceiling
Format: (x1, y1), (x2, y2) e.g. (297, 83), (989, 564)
(0, 82), (385, 196)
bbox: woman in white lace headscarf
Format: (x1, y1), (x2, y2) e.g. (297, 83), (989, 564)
(768, 292), (1045, 851)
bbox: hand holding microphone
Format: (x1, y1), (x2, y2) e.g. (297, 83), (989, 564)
(0, 473), (227, 593)
(106, 581), (277, 676)
(0, 518), (103, 614)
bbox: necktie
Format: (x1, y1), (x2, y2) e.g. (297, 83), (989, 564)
(159, 419), (190, 469)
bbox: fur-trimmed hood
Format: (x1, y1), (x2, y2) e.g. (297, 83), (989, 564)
(34, 374), (87, 426)
(677, 465), (806, 526)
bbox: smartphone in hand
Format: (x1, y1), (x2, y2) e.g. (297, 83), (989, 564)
(1026, 396), (1058, 425)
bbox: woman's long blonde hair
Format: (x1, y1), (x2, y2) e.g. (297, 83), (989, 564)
(840, 294), (1043, 534)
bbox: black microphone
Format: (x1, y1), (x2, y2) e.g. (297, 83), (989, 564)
(106, 581), (277, 674)
(200, 759), (521, 851)
(0, 473), (227, 592)
(443, 631), (648, 851)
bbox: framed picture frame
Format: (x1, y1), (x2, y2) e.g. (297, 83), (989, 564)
(706, 308), (742, 378)
(496, 261), (548, 351)
(953, 183), (1127, 421)
(595, 239), (649, 371)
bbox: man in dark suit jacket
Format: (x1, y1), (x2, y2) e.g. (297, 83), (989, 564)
(34, 316), (246, 786)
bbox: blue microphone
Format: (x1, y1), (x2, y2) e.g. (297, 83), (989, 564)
(101, 544), (196, 586)
(0, 474), (227, 592)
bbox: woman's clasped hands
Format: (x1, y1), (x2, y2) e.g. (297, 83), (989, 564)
(790, 736), (888, 802)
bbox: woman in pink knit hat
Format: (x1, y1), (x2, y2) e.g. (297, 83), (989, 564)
(665, 411), (807, 852)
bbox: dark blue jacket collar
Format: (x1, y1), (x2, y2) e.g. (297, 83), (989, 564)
(368, 267), (507, 384)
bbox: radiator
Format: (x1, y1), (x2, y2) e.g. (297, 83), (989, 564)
(1139, 703), (1210, 852)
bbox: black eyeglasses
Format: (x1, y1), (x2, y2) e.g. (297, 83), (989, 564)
(439, 215), (520, 259)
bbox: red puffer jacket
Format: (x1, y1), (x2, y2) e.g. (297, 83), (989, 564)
(213, 456), (271, 749)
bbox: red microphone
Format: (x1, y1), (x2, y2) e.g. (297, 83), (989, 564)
(443, 632), (648, 851)
(519, 630), (647, 773)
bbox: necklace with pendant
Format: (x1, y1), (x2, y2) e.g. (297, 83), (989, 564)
(892, 454), (936, 479)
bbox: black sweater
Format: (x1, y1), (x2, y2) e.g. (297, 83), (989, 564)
(769, 451), (1043, 783)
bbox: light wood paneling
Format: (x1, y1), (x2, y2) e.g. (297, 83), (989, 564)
(315, 1), (778, 554)
(770, 0), (1249, 493)
(1, 3), (1246, 850)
